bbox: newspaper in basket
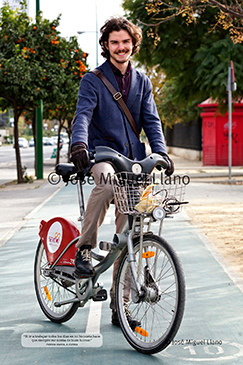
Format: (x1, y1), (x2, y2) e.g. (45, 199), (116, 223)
(112, 172), (185, 216)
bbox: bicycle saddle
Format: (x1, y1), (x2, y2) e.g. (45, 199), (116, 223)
(94, 146), (168, 174)
(55, 163), (77, 183)
(56, 163), (77, 176)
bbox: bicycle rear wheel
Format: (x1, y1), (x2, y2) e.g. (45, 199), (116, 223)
(34, 240), (79, 323)
(115, 234), (185, 354)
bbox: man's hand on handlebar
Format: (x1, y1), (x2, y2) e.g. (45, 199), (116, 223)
(71, 144), (90, 171)
(157, 152), (174, 176)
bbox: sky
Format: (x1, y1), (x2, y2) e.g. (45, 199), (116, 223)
(1, 0), (125, 69)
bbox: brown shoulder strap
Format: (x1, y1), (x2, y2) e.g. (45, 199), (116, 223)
(90, 69), (140, 139)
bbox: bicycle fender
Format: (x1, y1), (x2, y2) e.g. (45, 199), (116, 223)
(39, 217), (80, 266)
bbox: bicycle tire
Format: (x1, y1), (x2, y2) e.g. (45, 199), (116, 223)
(34, 240), (79, 323)
(115, 234), (185, 354)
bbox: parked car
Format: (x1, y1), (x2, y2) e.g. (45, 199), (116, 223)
(62, 137), (70, 145)
(29, 137), (56, 147)
(50, 136), (63, 149)
(29, 138), (35, 147)
(0, 141), (2, 147)
(50, 136), (58, 145)
(43, 137), (54, 146)
(13, 137), (28, 148)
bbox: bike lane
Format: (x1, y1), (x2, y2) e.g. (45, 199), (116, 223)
(0, 182), (243, 364)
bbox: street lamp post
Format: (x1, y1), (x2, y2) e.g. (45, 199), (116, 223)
(95, 0), (98, 67)
(77, 31), (98, 67)
(36, 0), (43, 179)
(227, 61), (237, 181)
(77, 0), (98, 67)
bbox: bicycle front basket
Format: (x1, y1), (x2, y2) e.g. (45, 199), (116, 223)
(112, 172), (153, 215)
(112, 172), (186, 216)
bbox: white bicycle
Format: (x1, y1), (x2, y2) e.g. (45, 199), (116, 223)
(34, 146), (186, 354)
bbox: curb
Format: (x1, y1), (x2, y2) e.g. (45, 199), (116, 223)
(0, 183), (63, 248)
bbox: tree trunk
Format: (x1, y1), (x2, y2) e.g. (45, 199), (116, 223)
(66, 118), (72, 162)
(55, 119), (63, 166)
(13, 105), (24, 183)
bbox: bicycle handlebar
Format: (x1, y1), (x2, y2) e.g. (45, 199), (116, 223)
(93, 146), (168, 174)
(50, 146), (168, 185)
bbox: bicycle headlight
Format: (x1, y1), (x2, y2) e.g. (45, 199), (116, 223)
(152, 207), (166, 221)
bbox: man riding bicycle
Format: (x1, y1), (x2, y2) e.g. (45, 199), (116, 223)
(71, 17), (174, 326)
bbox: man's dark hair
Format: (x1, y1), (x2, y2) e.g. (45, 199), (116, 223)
(99, 17), (142, 59)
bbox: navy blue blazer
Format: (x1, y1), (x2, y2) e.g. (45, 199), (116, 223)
(71, 60), (167, 160)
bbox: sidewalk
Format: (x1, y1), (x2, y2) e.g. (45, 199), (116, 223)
(0, 155), (67, 248)
(172, 154), (243, 182)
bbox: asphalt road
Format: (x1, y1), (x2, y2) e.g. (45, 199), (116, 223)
(1, 180), (243, 364)
(0, 144), (69, 185)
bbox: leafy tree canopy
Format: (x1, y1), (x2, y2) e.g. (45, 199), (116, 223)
(123, 0), (243, 124)
(0, 1), (88, 182)
(140, 0), (243, 44)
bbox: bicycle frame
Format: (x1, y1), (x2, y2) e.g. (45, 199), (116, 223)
(39, 177), (162, 309)
(40, 145), (186, 309)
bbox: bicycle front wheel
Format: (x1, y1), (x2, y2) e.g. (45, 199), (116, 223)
(115, 234), (185, 354)
(34, 240), (79, 323)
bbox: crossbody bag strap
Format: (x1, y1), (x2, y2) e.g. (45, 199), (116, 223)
(90, 69), (140, 139)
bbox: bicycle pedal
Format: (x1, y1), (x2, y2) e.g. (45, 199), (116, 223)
(99, 241), (114, 251)
(92, 289), (107, 302)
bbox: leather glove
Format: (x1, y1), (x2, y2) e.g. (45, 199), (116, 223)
(157, 152), (174, 176)
(70, 144), (90, 171)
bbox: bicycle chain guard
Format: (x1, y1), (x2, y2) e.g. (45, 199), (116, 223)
(75, 277), (92, 301)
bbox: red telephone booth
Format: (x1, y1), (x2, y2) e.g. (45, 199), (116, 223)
(199, 99), (243, 166)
